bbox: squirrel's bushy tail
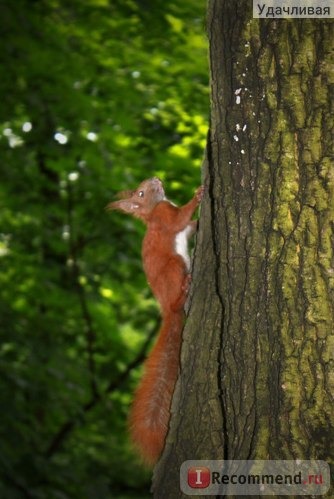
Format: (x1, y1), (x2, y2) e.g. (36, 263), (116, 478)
(129, 311), (184, 466)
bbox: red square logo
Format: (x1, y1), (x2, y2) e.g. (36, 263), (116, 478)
(187, 466), (211, 488)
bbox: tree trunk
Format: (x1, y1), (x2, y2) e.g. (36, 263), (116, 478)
(153, 1), (334, 497)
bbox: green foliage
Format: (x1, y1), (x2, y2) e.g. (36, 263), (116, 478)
(0, 0), (208, 497)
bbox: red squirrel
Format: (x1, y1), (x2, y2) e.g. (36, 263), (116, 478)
(107, 177), (203, 465)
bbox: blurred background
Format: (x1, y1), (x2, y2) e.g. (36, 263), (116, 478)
(0, 0), (208, 497)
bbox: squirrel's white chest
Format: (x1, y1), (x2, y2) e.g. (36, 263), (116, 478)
(174, 226), (192, 270)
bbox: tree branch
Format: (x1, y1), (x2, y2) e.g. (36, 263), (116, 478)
(45, 322), (157, 458)
(66, 179), (98, 398)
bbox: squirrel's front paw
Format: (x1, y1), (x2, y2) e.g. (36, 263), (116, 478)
(195, 185), (205, 203)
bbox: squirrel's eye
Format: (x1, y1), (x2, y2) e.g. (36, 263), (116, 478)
(138, 190), (144, 197)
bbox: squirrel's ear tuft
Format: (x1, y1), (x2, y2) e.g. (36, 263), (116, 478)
(106, 199), (139, 214)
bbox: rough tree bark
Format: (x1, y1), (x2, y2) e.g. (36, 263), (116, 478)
(152, 1), (333, 497)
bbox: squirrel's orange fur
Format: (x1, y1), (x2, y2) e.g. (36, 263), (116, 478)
(107, 177), (203, 465)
